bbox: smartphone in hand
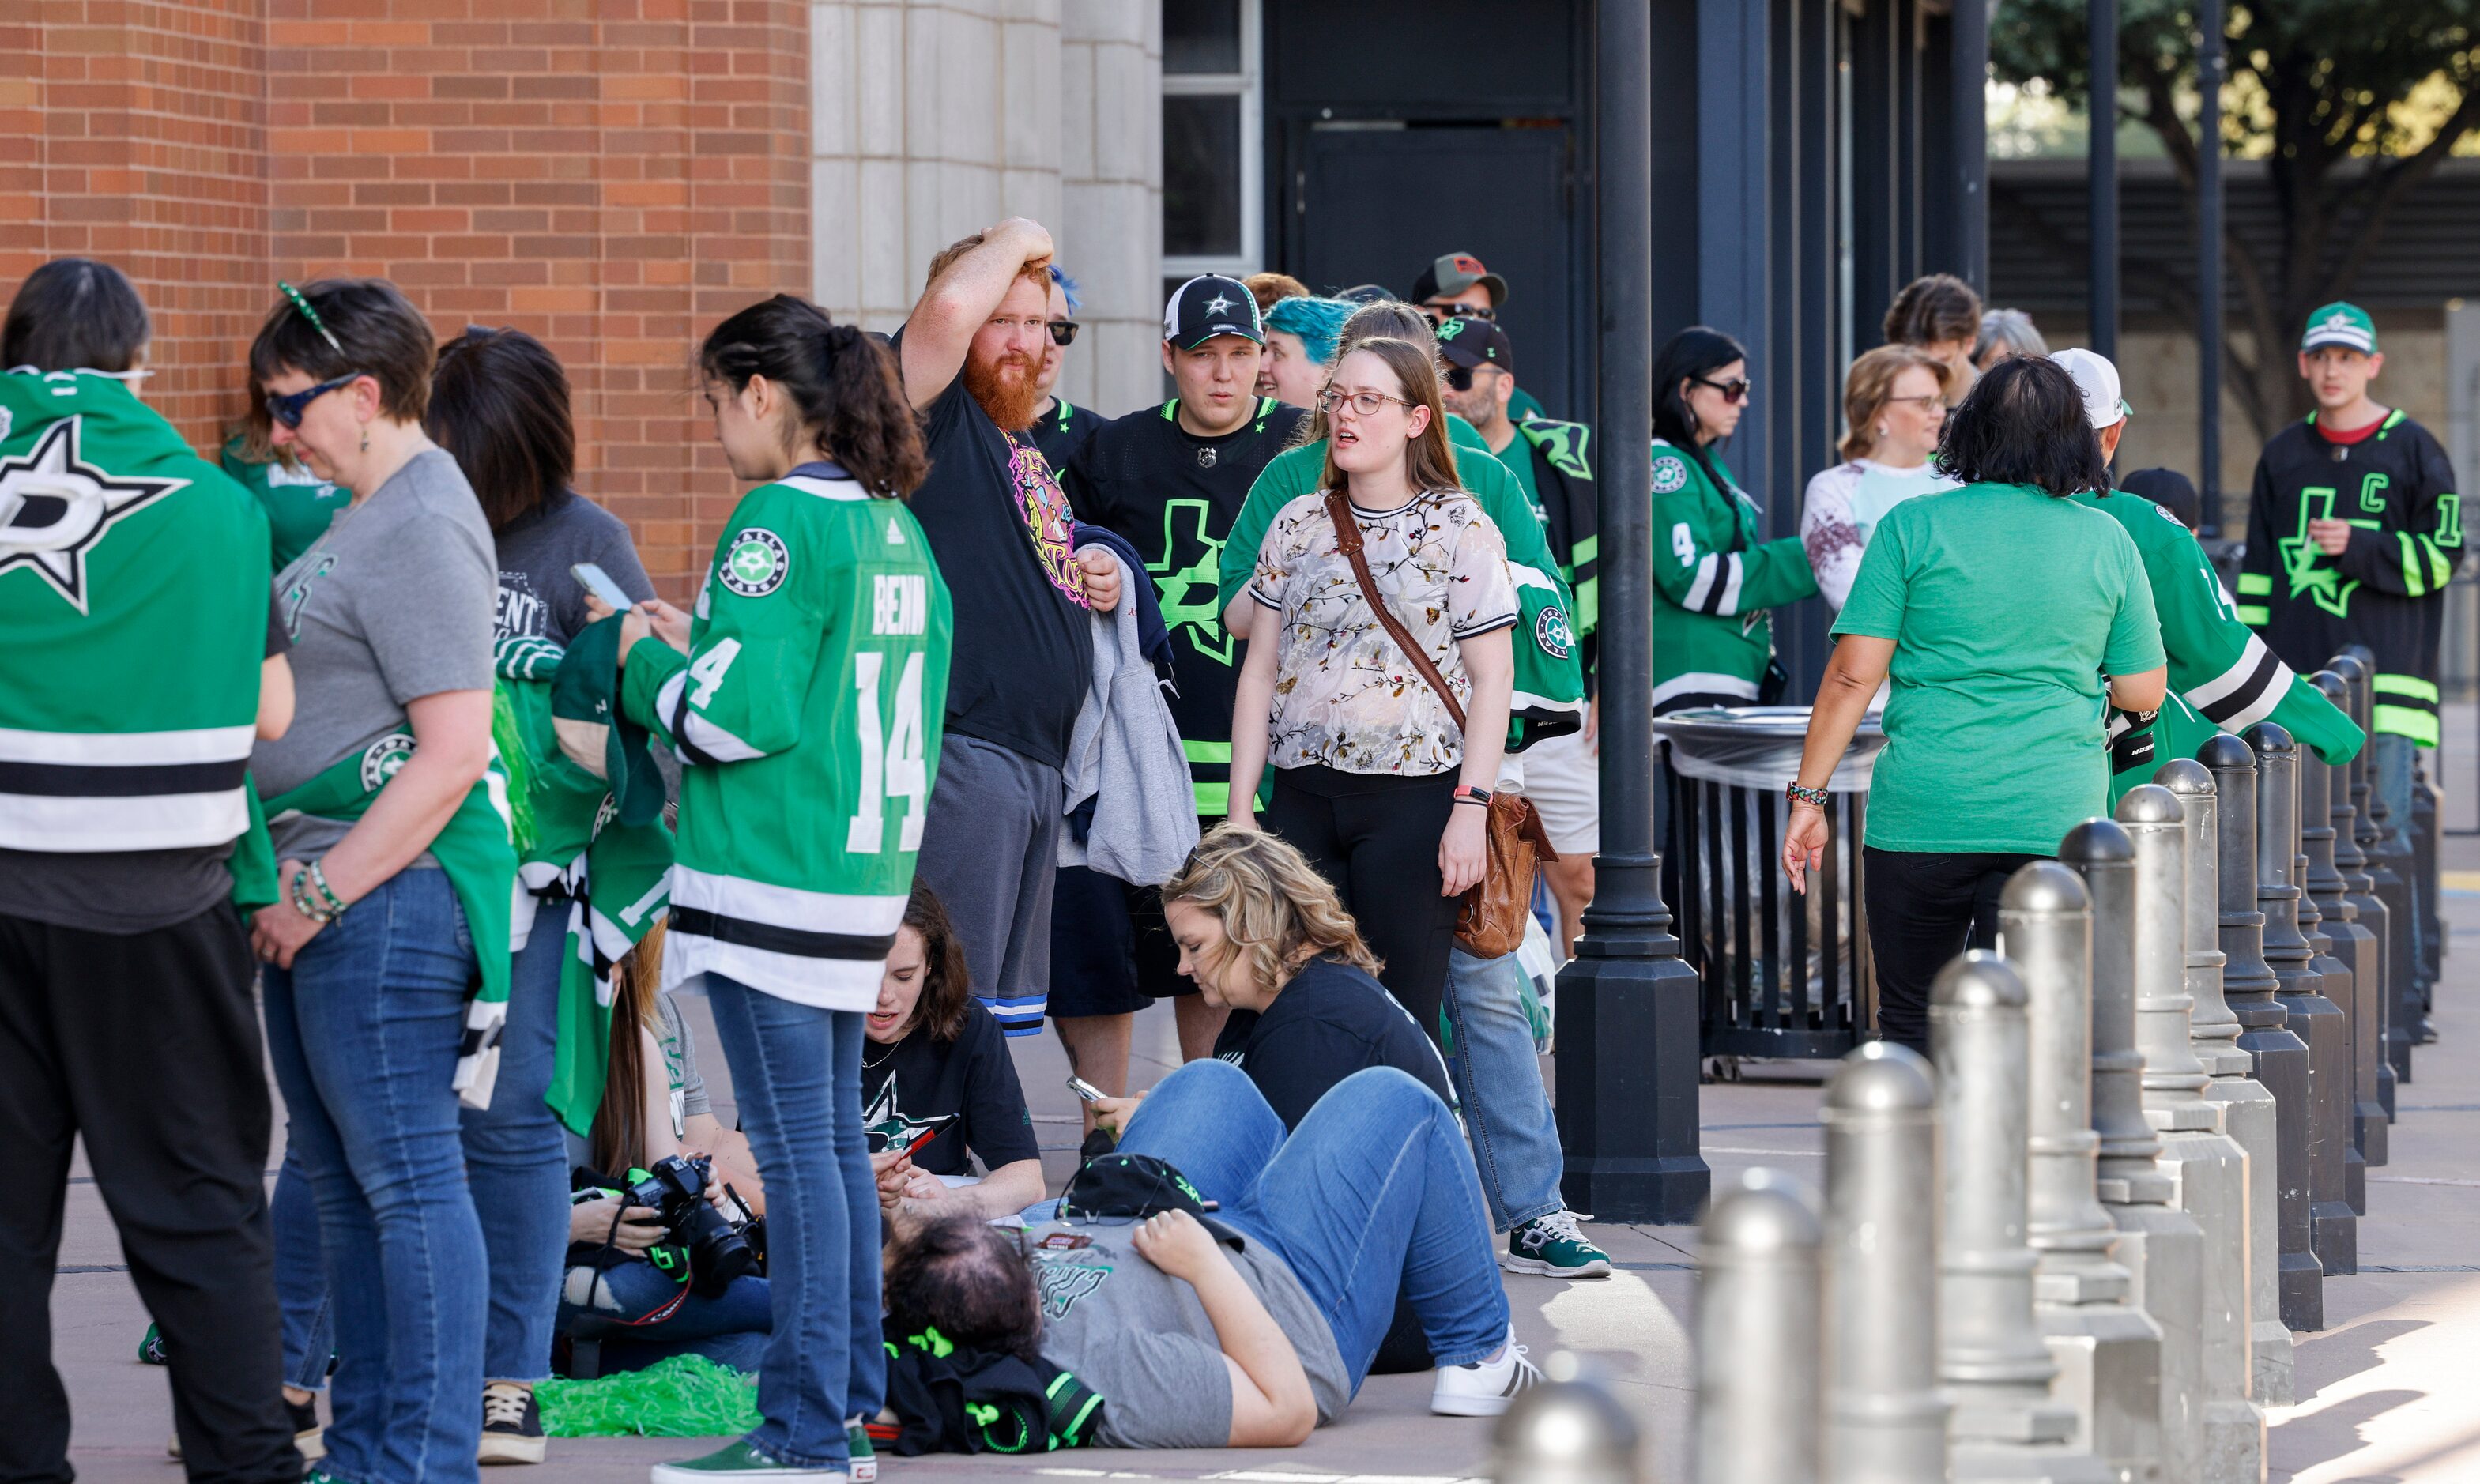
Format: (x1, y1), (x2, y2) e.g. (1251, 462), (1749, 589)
(1065, 1075), (1110, 1104)
(571, 562), (635, 612)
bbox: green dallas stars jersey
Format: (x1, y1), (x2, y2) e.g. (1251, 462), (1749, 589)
(0, 370), (272, 851)
(2237, 409), (2462, 745)
(221, 435), (349, 571)
(1649, 439), (1818, 711)
(2072, 488), (2363, 804)
(622, 468), (953, 1010)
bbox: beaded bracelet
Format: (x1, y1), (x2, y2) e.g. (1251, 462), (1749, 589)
(289, 868), (337, 924)
(1785, 782), (1830, 810)
(308, 859), (348, 917)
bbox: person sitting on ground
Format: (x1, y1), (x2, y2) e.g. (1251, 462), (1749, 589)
(865, 886), (1046, 1229)
(884, 1057), (1541, 1452)
(559, 924), (772, 1377)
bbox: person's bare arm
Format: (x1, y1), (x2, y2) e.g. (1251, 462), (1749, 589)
(891, 1157), (1047, 1226)
(899, 218), (1053, 410)
(1225, 618), (1281, 834)
(2107, 665), (2169, 715)
(1781, 635), (1894, 894)
(258, 654), (295, 740)
(1131, 1211), (1317, 1448)
(1221, 595), (1257, 643)
(639, 1027), (683, 1165)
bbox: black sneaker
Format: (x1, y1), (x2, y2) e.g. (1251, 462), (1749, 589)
(479, 1381), (547, 1465)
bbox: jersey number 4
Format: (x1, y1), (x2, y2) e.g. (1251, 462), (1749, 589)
(847, 650), (928, 854)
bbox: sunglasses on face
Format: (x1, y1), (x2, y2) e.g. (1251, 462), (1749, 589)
(1423, 303), (1495, 322)
(1047, 320), (1080, 347)
(1693, 375), (1752, 404)
(264, 372), (364, 429)
(1445, 363), (1503, 392)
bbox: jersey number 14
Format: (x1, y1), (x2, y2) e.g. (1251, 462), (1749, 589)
(847, 650), (928, 854)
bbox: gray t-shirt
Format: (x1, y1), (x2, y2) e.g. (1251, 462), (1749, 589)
(564, 989), (714, 1173)
(254, 448), (496, 864)
(494, 488), (655, 648)
(1024, 1218), (1350, 1449)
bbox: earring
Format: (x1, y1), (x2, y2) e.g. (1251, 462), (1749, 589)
(1875, 424), (1888, 440)
(360, 425), (370, 454)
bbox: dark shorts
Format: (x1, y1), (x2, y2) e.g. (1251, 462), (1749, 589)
(1047, 864), (1197, 1019)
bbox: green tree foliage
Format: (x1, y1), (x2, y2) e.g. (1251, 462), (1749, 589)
(1992, 0), (2480, 437)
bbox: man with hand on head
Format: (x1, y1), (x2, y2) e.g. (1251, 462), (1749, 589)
(896, 219), (1123, 1040)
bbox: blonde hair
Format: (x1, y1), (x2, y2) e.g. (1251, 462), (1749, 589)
(1316, 336), (1463, 500)
(1838, 344), (1950, 462)
(1162, 825), (1381, 993)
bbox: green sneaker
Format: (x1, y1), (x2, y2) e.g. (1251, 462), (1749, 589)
(1502, 1209), (1612, 1279)
(845, 1425), (876, 1484)
(138, 1322), (168, 1365)
(650, 1441), (847, 1483)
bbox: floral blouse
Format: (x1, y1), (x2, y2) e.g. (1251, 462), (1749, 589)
(1249, 488), (1519, 775)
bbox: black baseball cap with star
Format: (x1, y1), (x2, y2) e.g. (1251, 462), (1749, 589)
(1163, 274), (1264, 349)
(1434, 316), (1513, 374)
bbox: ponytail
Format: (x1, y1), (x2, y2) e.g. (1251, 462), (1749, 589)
(699, 295), (931, 499)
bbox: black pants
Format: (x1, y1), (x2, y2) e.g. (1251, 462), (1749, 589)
(0, 905), (298, 1484)
(1265, 765), (1462, 1042)
(1861, 847), (2044, 1056)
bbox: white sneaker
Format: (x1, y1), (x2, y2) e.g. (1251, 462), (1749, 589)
(1430, 1328), (1543, 1417)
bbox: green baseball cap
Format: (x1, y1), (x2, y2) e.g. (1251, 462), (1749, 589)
(2301, 302), (2378, 355)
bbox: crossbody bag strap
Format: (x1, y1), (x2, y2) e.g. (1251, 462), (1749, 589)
(1322, 489), (1466, 734)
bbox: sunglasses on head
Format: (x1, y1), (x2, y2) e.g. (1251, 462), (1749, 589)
(1693, 375), (1752, 404)
(1047, 320), (1080, 347)
(264, 372), (364, 429)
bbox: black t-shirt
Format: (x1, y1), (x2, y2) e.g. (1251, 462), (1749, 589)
(893, 327), (1095, 770)
(860, 998), (1042, 1178)
(1028, 396), (1106, 476)
(1062, 397), (1308, 814)
(1211, 955), (1457, 1129)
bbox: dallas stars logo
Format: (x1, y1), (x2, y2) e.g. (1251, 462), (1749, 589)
(720, 528), (789, 597)
(1202, 292), (1238, 319)
(862, 1073), (940, 1153)
(1149, 499), (1236, 665)
(0, 417), (186, 613)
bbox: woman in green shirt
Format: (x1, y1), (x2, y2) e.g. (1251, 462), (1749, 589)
(1780, 356), (2166, 1053)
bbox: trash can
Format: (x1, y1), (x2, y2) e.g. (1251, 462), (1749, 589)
(1651, 706), (1887, 1063)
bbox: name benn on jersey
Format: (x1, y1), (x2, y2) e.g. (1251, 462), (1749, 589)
(871, 571), (929, 636)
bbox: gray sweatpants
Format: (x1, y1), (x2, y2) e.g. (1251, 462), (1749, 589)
(915, 732), (1063, 1038)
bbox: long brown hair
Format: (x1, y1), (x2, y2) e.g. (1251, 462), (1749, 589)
(1161, 824), (1382, 994)
(1837, 344), (1948, 462)
(698, 295), (930, 499)
(899, 883), (975, 1044)
(590, 918), (667, 1177)
(1315, 336), (1462, 501)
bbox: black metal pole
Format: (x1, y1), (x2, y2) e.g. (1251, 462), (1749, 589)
(1951, 0), (1990, 294)
(2197, 0), (2225, 533)
(2089, 0), (2119, 362)
(1558, 0), (1709, 1225)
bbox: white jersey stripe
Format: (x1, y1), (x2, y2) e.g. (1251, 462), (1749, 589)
(0, 788), (247, 851)
(669, 865), (907, 937)
(0, 723), (255, 766)
(2185, 632), (2277, 710)
(778, 474), (872, 502)
(1683, 553), (1719, 611)
(1507, 559), (1560, 594)
(666, 938), (885, 1010)
(1716, 553), (1746, 616)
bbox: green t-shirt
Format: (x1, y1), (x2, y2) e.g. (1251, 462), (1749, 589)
(1509, 386), (1547, 424)
(1833, 482), (2164, 854)
(221, 435), (350, 571)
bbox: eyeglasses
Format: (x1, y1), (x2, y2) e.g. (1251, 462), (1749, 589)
(1422, 303), (1495, 323)
(1047, 320), (1080, 347)
(1881, 394), (1943, 412)
(264, 372), (364, 429)
(1693, 375), (1752, 404)
(1443, 363), (1504, 392)
(1317, 387), (1415, 416)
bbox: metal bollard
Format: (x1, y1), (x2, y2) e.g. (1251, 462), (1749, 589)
(1489, 1354), (1643, 1484)
(2002, 859), (2163, 1482)
(1697, 1169), (1823, 1484)
(2340, 649), (2418, 1086)
(2241, 722), (2357, 1283)
(2321, 659), (2394, 1143)
(2202, 733), (2320, 1340)
(2066, 815), (2207, 1484)
(1822, 1042), (1950, 1484)
(2124, 778), (2263, 1484)
(2290, 734), (2368, 1249)
(2302, 674), (2384, 1207)
(1933, 953), (2110, 1484)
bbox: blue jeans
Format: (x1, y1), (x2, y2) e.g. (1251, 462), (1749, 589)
(2369, 733), (2426, 978)
(1115, 1059), (1509, 1392)
(700, 974), (881, 1467)
(1442, 946), (1563, 1231)
(559, 1260), (772, 1376)
(262, 868), (487, 1484)
(274, 896), (575, 1391)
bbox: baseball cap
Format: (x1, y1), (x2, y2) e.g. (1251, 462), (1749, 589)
(2050, 347), (2131, 431)
(2120, 467), (2200, 531)
(1162, 274), (1264, 349)
(1409, 251), (1508, 309)
(1434, 316), (1513, 374)
(2300, 302), (2378, 355)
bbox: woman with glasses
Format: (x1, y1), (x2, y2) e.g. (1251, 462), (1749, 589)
(1800, 345), (1956, 615)
(247, 278), (514, 1484)
(1226, 336), (1518, 1045)
(1648, 326), (1819, 714)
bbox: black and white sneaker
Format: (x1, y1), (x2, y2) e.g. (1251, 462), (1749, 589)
(479, 1381), (547, 1465)
(1430, 1327), (1543, 1417)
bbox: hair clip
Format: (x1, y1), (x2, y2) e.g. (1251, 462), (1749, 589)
(277, 281), (344, 353)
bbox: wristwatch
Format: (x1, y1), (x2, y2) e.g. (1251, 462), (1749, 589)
(1452, 785), (1494, 808)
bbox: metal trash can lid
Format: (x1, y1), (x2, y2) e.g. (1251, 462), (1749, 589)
(1648, 705), (1886, 792)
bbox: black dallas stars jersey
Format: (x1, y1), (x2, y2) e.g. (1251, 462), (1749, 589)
(1061, 396), (1309, 816)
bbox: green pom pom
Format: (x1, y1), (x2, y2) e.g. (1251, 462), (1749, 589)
(536, 1354), (761, 1438)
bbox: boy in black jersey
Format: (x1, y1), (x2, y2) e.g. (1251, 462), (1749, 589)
(2239, 301), (2463, 988)
(1050, 274), (1310, 1110)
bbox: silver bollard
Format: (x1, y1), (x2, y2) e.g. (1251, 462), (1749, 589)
(1698, 1169), (1824, 1484)
(1999, 862), (2162, 1483)
(2159, 758), (2288, 1417)
(2330, 653), (2402, 1115)
(1932, 953), (2110, 1484)
(2300, 676), (2382, 1213)
(2124, 777), (2264, 1484)
(1489, 1354), (1643, 1484)
(2316, 665), (2391, 1159)
(2066, 815), (2207, 1484)
(2241, 721), (2355, 1291)
(2202, 732), (2320, 1343)
(1823, 1042), (1950, 1484)
(2291, 740), (2365, 1260)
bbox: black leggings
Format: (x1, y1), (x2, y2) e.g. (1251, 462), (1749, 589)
(1265, 764), (1460, 1043)
(1861, 846), (2045, 1055)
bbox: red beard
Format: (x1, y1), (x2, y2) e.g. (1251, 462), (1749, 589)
(964, 350), (1042, 431)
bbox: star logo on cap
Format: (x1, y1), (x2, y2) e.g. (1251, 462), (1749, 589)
(0, 416), (186, 614)
(1203, 292), (1237, 318)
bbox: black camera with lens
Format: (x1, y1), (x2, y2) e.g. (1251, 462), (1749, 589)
(625, 1154), (760, 1297)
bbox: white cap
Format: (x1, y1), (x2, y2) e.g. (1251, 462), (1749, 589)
(2049, 347), (2130, 430)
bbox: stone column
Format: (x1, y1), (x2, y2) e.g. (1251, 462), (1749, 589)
(2002, 861), (2163, 1482)
(1698, 1169), (1824, 1484)
(2300, 677), (2382, 1213)
(1823, 1043), (1950, 1484)
(1057, 0), (1166, 416)
(2318, 663), (2391, 1157)
(2064, 816), (2207, 1483)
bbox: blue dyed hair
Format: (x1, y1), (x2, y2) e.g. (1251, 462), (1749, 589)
(1263, 296), (1355, 367)
(1047, 264), (1081, 317)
